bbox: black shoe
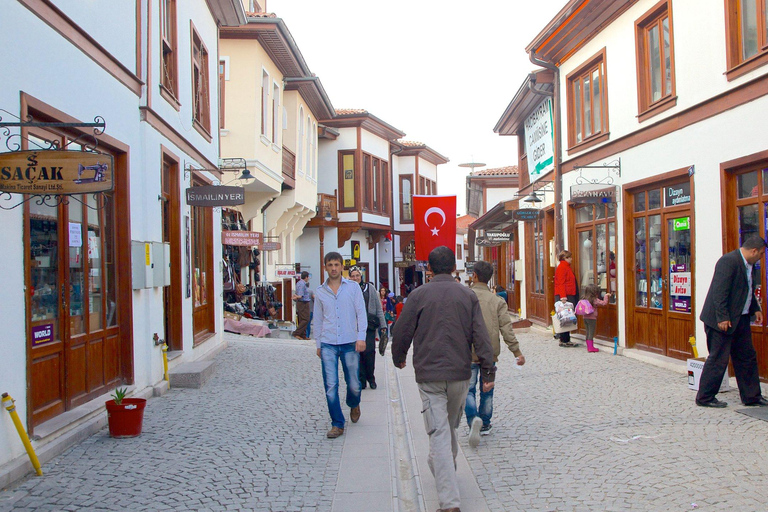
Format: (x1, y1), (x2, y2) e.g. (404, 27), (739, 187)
(745, 396), (768, 406)
(361, 380), (367, 390)
(696, 398), (728, 408)
(369, 380), (377, 390)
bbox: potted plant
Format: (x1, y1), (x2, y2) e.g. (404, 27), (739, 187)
(105, 387), (147, 438)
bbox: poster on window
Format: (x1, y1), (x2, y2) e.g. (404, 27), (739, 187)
(524, 97), (554, 181)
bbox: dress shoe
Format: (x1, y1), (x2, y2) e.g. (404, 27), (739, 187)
(361, 380), (367, 390)
(350, 406), (361, 423)
(696, 398), (728, 408)
(326, 426), (344, 439)
(745, 396), (768, 406)
(369, 380), (377, 390)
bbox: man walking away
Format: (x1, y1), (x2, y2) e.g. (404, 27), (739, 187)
(392, 246), (496, 512)
(292, 271), (311, 340)
(313, 252), (367, 438)
(466, 261), (525, 447)
(696, 236), (768, 408)
(348, 266), (387, 389)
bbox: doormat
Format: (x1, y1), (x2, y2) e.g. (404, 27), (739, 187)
(735, 407), (768, 421)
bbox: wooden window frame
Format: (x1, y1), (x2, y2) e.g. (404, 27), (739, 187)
(272, 82), (280, 143)
(339, 150), (356, 211)
(456, 244), (463, 259)
(635, 0), (677, 122)
(363, 154), (373, 212)
(261, 69), (270, 139)
(219, 59), (226, 129)
(400, 175), (413, 223)
(160, 0), (179, 106)
(566, 48), (610, 154)
(297, 106), (304, 172)
(305, 116), (312, 177)
(725, 0), (768, 80)
(190, 24), (211, 140)
(381, 161), (389, 215)
(190, 176), (215, 345)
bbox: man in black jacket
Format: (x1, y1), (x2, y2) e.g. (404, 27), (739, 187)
(392, 246), (495, 512)
(697, 236), (768, 408)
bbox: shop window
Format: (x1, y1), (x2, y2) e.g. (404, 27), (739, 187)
(191, 27), (210, 136)
(648, 189), (662, 209)
(635, 0), (676, 120)
(400, 175), (413, 222)
(339, 151), (355, 210)
(534, 216), (545, 294)
(634, 191), (646, 212)
(567, 49), (609, 151)
(160, 0), (178, 101)
(574, 204), (617, 304)
(738, 171), (759, 198)
(725, 0), (768, 79)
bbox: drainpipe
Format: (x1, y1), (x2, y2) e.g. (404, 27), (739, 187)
(261, 197), (278, 283)
(528, 52), (563, 255)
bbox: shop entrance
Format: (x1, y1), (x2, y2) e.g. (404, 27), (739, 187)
(626, 177), (694, 359)
(525, 208), (554, 324)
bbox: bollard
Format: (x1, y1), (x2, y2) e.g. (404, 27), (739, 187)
(2, 393), (43, 476)
(688, 335), (698, 358)
(613, 336), (618, 355)
(162, 343), (170, 385)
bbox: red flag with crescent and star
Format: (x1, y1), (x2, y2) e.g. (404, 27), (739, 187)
(413, 195), (457, 260)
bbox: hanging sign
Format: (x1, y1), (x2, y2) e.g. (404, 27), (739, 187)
(0, 150), (114, 194)
(571, 184), (618, 204)
(512, 208), (542, 221)
(465, 261), (476, 275)
(276, 269), (296, 277)
(222, 230), (262, 246)
(665, 182), (691, 207)
(486, 231), (512, 243)
(670, 272), (691, 296)
(476, 236), (501, 247)
(186, 185), (244, 207)
(524, 98), (554, 181)
(261, 241), (281, 251)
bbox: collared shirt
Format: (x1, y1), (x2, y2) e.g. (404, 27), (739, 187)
(740, 249), (753, 315)
(312, 277), (367, 349)
(296, 279), (311, 302)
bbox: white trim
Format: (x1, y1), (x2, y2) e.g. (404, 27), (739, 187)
(220, 56), (230, 80)
(260, 134), (271, 146)
(271, 143), (280, 153)
(247, 158), (283, 182)
(220, 129), (230, 137)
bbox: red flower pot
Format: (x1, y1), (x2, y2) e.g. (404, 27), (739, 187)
(105, 398), (147, 438)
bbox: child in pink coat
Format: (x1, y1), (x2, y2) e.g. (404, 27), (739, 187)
(580, 284), (611, 353)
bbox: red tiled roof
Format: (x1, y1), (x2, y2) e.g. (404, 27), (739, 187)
(246, 12), (276, 18)
(456, 214), (478, 230)
(398, 140), (425, 147)
(335, 108), (368, 115)
(471, 165), (518, 177)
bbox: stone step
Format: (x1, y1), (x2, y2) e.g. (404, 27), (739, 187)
(168, 360), (216, 389)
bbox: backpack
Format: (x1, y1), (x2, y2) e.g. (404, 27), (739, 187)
(575, 299), (595, 316)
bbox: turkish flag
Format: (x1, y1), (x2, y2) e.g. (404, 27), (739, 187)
(413, 195), (457, 261)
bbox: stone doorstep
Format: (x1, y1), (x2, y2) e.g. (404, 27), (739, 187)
(168, 360), (216, 389)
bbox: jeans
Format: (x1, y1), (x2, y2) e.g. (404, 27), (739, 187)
(465, 363), (494, 427)
(306, 312), (313, 338)
(320, 342), (361, 429)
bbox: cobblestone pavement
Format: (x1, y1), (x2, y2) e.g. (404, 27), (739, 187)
(0, 336), (339, 512)
(463, 330), (768, 512)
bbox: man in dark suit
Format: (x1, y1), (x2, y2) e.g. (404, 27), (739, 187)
(697, 236), (768, 408)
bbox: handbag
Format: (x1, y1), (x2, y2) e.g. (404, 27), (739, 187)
(552, 313), (578, 334)
(574, 299), (595, 316)
(378, 331), (389, 356)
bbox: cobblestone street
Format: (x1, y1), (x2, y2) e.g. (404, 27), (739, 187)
(2, 329), (768, 511)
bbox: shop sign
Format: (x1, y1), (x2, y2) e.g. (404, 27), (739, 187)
(344, 258), (357, 266)
(276, 269), (296, 277)
(486, 231), (512, 243)
(222, 230), (262, 246)
(186, 185), (244, 207)
(570, 183), (617, 204)
(672, 264), (687, 272)
(672, 217), (690, 231)
(476, 236), (501, 247)
(672, 298), (691, 312)
(261, 241), (281, 251)
(512, 208), (542, 221)
(465, 261), (475, 275)
(524, 98), (554, 181)
(0, 150), (114, 194)
(670, 272), (691, 296)
(31, 323), (54, 347)
(394, 261), (412, 268)
(665, 182), (691, 207)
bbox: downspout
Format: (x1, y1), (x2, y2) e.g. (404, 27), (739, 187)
(528, 52), (563, 255)
(390, 142), (406, 293)
(261, 197), (278, 282)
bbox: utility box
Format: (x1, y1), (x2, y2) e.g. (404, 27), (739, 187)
(152, 242), (171, 287)
(131, 241), (153, 289)
(687, 357), (730, 392)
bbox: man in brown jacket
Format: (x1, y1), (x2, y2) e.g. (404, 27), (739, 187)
(466, 260), (525, 447)
(392, 246), (496, 512)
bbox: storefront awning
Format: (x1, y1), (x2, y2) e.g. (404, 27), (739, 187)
(470, 200), (520, 232)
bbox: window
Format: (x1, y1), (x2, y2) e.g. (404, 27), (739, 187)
(361, 153), (389, 214)
(364, 154), (372, 210)
(219, 60), (226, 128)
(380, 161), (389, 215)
(261, 70), (269, 137)
(305, 116), (311, 177)
(725, 0), (768, 79)
(635, 1), (676, 120)
(191, 28), (210, 135)
(272, 83), (280, 142)
(160, 0), (178, 100)
(419, 177), (436, 195)
(298, 106), (304, 172)
(456, 244), (463, 259)
(339, 151), (355, 209)
(566, 49), (609, 150)
(400, 175), (413, 222)
(190, 178), (215, 342)
(312, 122), (318, 180)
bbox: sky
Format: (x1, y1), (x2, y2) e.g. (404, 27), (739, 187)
(266, 0), (567, 214)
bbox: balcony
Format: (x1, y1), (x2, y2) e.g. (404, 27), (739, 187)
(307, 192), (337, 227)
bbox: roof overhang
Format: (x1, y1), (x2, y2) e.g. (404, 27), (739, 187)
(320, 112), (406, 141)
(494, 69), (554, 135)
(208, 0), (247, 27)
(470, 199), (520, 232)
(525, 0), (638, 65)
(394, 143), (449, 165)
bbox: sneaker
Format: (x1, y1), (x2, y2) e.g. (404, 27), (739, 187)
(468, 417), (482, 448)
(326, 426), (344, 438)
(480, 424), (492, 436)
(350, 405), (361, 423)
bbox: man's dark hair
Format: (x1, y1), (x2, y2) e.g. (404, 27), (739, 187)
(324, 251), (343, 264)
(474, 260), (494, 284)
(300, 271), (309, 279)
(428, 246), (455, 275)
(742, 236), (768, 250)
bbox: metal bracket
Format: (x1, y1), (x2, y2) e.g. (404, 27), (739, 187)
(572, 158), (621, 185)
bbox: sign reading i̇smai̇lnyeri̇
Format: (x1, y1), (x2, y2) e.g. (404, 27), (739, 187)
(0, 150), (114, 194)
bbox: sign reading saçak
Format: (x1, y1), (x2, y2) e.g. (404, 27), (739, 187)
(0, 150), (114, 194)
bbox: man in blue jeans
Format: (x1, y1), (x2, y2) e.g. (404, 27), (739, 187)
(312, 251), (367, 438)
(466, 260), (525, 447)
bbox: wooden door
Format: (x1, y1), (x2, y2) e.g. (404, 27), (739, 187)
(283, 278), (293, 321)
(525, 209), (554, 323)
(161, 155), (182, 350)
(663, 211), (695, 359)
(191, 178), (215, 345)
